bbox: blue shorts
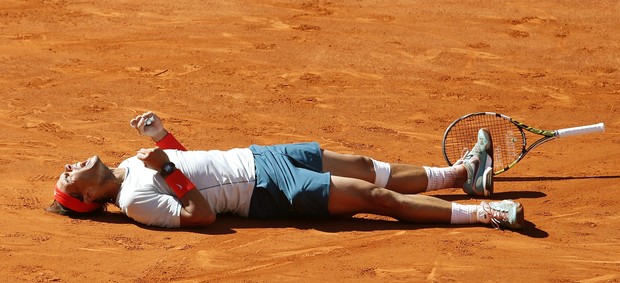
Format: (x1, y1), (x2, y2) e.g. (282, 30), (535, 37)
(248, 142), (331, 219)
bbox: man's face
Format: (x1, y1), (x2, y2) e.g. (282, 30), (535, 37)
(55, 156), (106, 203)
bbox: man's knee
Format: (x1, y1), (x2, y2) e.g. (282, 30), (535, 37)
(356, 155), (374, 169)
(366, 187), (399, 211)
(349, 155), (376, 177)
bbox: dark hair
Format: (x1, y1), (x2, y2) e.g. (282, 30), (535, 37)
(46, 200), (107, 217)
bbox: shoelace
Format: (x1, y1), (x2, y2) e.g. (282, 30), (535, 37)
(455, 135), (485, 165)
(452, 148), (470, 166)
(482, 202), (509, 229)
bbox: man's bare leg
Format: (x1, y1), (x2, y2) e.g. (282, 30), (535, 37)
(321, 149), (466, 194)
(327, 175), (453, 223)
(326, 175), (525, 230)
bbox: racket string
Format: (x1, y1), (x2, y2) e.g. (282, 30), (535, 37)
(444, 114), (523, 173)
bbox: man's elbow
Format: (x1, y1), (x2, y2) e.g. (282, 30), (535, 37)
(202, 213), (216, 225)
(180, 212), (216, 227)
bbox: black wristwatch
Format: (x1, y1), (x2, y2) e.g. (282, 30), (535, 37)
(160, 162), (177, 179)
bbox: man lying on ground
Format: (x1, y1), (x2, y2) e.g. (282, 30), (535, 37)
(47, 112), (524, 230)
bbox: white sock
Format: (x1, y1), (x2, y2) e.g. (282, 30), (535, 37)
(371, 159), (391, 188)
(423, 166), (458, 191)
(450, 203), (480, 224)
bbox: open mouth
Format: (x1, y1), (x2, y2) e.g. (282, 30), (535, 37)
(74, 156), (95, 170)
(75, 160), (87, 169)
(78, 160), (87, 169)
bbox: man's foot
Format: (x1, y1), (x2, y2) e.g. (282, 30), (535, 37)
(477, 200), (524, 230)
(461, 128), (494, 197)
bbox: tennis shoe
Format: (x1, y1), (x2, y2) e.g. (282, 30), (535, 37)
(461, 128), (494, 196)
(477, 200), (524, 230)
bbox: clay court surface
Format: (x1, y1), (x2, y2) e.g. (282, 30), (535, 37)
(1, 0), (619, 281)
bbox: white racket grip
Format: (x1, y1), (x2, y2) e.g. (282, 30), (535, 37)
(556, 123), (605, 138)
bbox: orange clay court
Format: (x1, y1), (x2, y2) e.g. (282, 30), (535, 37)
(0, 1), (619, 282)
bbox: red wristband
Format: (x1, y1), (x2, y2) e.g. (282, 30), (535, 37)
(156, 133), (187, 151)
(164, 169), (196, 199)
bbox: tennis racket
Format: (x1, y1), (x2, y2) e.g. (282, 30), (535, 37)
(442, 112), (605, 175)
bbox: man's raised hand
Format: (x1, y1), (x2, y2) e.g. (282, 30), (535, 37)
(129, 111), (168, 141)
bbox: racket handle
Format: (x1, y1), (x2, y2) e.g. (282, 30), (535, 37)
(556, 123), (605, 138)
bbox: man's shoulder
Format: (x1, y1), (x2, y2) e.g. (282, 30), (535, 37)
(118, 156), (142, 169)
(118, 164), (163, 202)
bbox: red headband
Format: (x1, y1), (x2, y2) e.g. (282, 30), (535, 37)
(54, 186), (102, 213)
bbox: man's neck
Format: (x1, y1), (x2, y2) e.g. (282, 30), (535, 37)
(103, 167), (126, 202)
(110, 167), (126, 182)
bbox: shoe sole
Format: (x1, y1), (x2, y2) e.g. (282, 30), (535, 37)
(480, 128), (494, 196)
(481, 166), (493, 197)
(512, 202), (525, 230)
